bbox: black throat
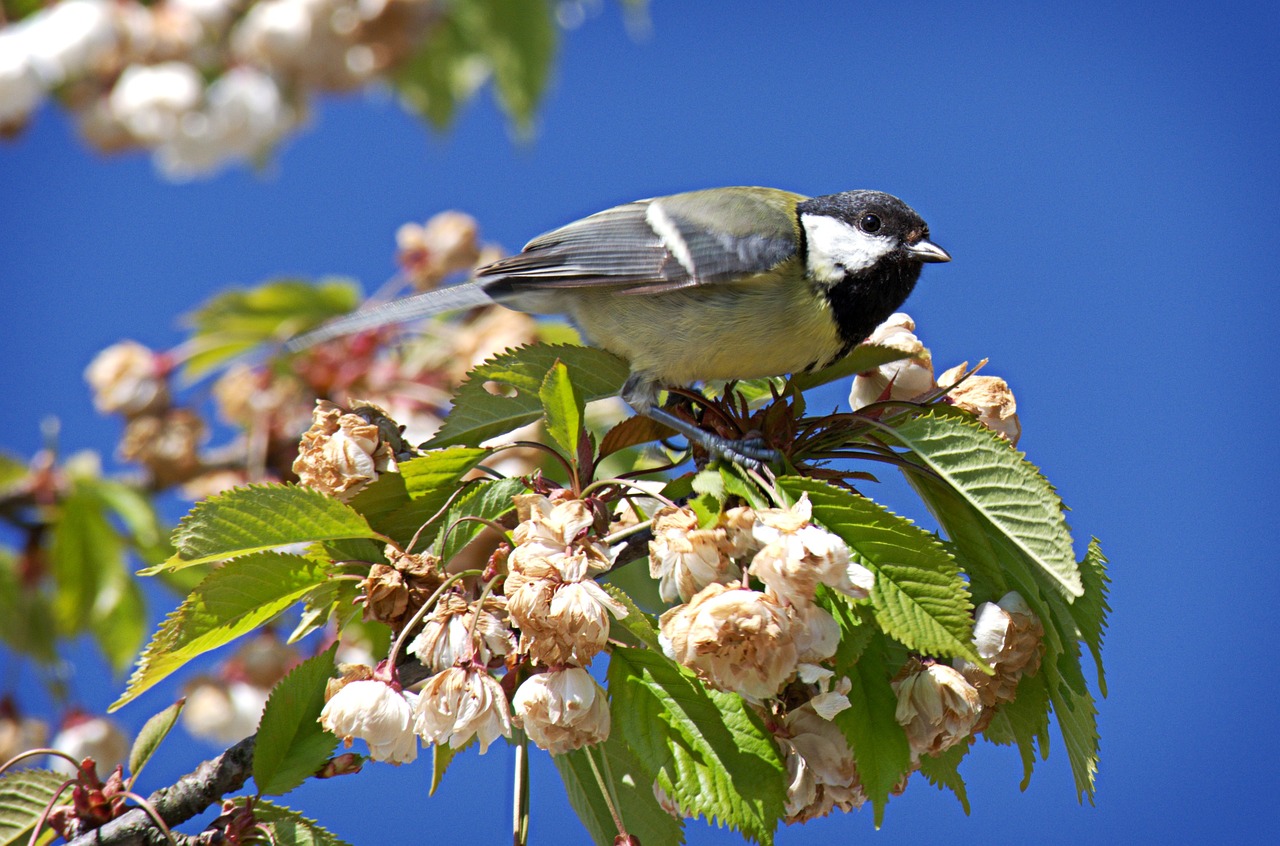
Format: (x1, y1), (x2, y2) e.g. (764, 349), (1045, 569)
(824, 258), (924, 350)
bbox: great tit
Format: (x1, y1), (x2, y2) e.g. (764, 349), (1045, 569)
(289, 186), (950, 465)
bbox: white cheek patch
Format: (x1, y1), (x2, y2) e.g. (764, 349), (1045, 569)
(801, 214), (895, 283)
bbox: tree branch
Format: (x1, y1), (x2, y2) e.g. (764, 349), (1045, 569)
(67, 736), (256, 846)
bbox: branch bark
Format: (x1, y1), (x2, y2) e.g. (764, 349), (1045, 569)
(67, 735), (256, 846)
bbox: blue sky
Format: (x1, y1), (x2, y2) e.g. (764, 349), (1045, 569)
(2, 1), (1278, 843)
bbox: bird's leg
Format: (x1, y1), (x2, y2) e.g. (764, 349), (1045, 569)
(622, 375), (780, 469)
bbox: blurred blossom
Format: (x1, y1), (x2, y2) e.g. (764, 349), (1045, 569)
(49, 713), (129, 775)
(937, 362), (1022, 446)
(320, 678), (418, 764)
(396, 211), (482, 290)
(659, 583), (799, 701)
(0, 701), (49, 764)
(84, 340), (169, 417)
(849, 313), (935, 411)
(118, 407), (207, 486)
(109, 61), (203, 143)
(512, 667), (610, 755)
(183, 679), (270, 745)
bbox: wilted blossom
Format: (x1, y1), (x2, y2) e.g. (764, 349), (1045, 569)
(320, 678), (418, 765)
(790, 599), (841, 665)
(849, 313), (935, 410)
(182, 679), (270, 745)
(84, 340), (169, 417)
(659, 583), (799, 701)
(361, 546), (445, 631)
(893, 660), (982, 758)
(293, 400), (399, 501)
(937, 362), (1022, 446)
(955, 591), (1044, 709)
(49, 713), (130, 775)
(408, 593), (515, 673)
(779, 704), (866, 823)
(647, 505), (741, 603)
(504, 494), (626, 665)
(748, 495), (873, 606)
(512, 667), (610, 755)
(414, 666), (511, 753)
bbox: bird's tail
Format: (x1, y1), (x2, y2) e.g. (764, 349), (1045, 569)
(283, 280), (496, 352)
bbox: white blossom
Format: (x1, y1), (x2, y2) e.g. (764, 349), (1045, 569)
(320, 679), (418, 764)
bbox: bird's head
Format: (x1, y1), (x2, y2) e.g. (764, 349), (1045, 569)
(797, 190), (950, 286)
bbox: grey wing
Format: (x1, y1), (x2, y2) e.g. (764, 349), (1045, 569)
(477, 189), (802, 297)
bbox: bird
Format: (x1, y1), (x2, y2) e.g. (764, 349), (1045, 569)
(287, 186), (950, 465)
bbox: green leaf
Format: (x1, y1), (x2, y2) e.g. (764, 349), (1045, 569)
(0, 551), (58, 664)
(1073, 539), (1111, 696)
(831, 635), (911, 826)
(157, 484), (385, 572)
(394, 14), (483, 129)
(455, 0), (557, 131)
(429, 735), (474, 797)
(1045, 647), (1100, 803)
(128, 700), (186, 781)
(821, 588), (874, 668)
(90, 561), (148, 676)
(891, 411), (1082, 598)
(92, 479), (173, 565)
(556, 733), (686, 846)
(608, 647), (784, 844)
(918, 742), (971, 814)
(254, 646), (339, 796)
(426, 344), (629, 448)
(183, 278), (362, 379)
(432, 477), (524, 563)
(981, 671), (1051, 790)
(50, 482), (122, 634)
(779, 478), (981, 664)
(0, 452), (28, 492)
(602, 583), (662, 651)
(0, 770), (67, 846)
(789, 342), (913, 392)
(112, 552), (330, 711)
(349, 448), (489, 546)
(540, 359), (584, 459)
(240, 799), (353, 846)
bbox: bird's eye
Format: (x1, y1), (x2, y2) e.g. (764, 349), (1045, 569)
(859, 213), (882, 233)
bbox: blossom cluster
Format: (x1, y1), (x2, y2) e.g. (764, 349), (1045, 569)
(0, 0), (441, 179)
(319, 491), (619, 765)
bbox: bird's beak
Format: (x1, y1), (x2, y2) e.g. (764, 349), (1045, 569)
(907, 239), (951, 263)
